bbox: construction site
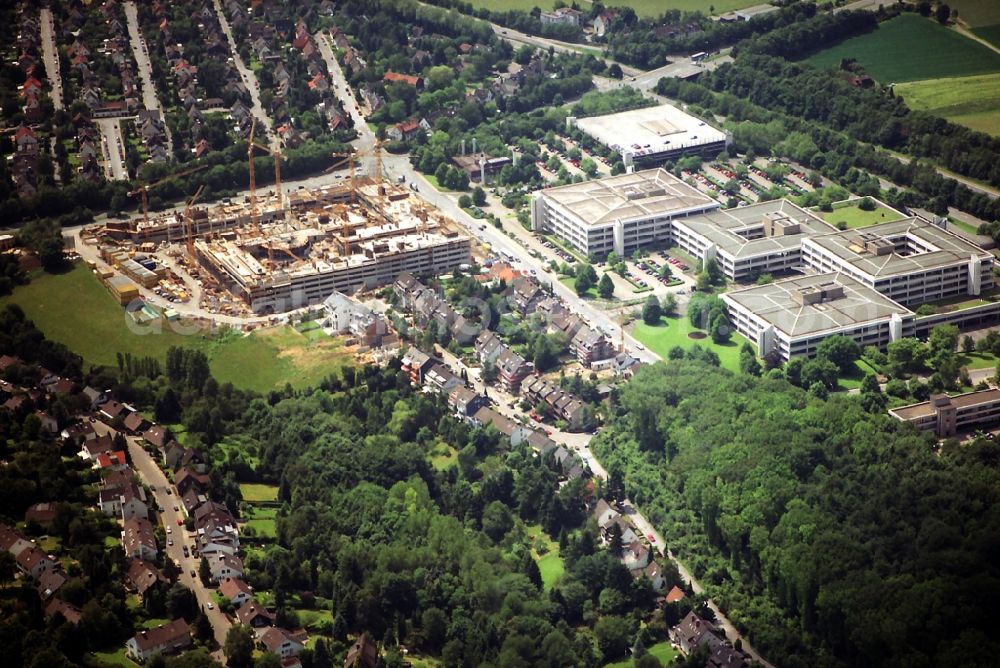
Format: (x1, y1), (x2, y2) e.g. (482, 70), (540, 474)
(84, 127), (472, 316)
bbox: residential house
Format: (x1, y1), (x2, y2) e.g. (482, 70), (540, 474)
(547, 312), (584, 340)
(540, 7), (582, 26)
(424, 363), (461, 395)
(573, 327), (615, 368)
(707, 644), (749, 668)
(495, 348), (532, 394)
(126, 619), (192, 662)
(594, 10), (618, 37)
(126, 559), (166, 599)
(666, 585), (686, 604)
(471, 407), (532, 446)
(37, 568), (67, 599)
(122, 517), (158, 562)
(219, 577), (254, 607)
(46, 599), (82, 625)
(521, 377), (585, 430)
(633, 560), (667, 593)
(98, 399), (128, 422)
(383, 71), (424, 90)
(16, 546), (56, 580)
(95, 450), (128, 472)
(387, 118), (421, 142)
(25, 502), (59, 527)
(260, 627), (304, 658)
(448, 386), (487, 420)
(181, 488), (207, 516)
(82, 433), (114, 460)
(507, 276), (544, 315)
(474, 331), (504, 365)
(591, 499), (620, 530)
(401, 347), (438, 385)
(175, 467), (210, 495)
(613, 352), (642, 378)
(208, 553), (244, 582)
(236, 600), (275, 632)
(122, 411), (148, 434)
(670, 611), (722, 655)
(143, 425), (168, 448)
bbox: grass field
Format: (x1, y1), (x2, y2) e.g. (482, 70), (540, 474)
(604, 641), (679, 667)
(462, 0), (759, 18)
(821, 201), (901, 228)
(895, 72), (1000, 136)
(244, 506), (277, 538)
(950, 0), (1000, 27)
(526, 524), (565, 590)
(974, 24), (1000, 49)
(559, 276), (600, 299)
(89, 648), (136, 668)
(430, 444), (458, 471)
(239, 483), (278, 502)
(632, 317), (748, 372)
(807, 14), (1000, 82)
(0, 264), (354, 393)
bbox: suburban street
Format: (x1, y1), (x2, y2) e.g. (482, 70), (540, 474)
(39, 7), (64, 111)
(213, 0), (278, 149)
(90, 421), (231, 660)
(97, 118), (129, 181)
(124, 1), (174, 154)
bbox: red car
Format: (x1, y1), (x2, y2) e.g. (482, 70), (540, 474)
(647, 534), (656, 543)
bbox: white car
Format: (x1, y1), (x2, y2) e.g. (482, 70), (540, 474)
(206, 602), (214, 610)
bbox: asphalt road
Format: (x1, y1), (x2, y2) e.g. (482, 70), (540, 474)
(97, 118), (129, 181)
(213, 0), (278, 149)
(90, 421), (231, 660)
(39, 8), (64, 111)
(124, 1), (174, 155)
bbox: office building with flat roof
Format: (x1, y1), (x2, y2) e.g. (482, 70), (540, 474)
(722, 273), (915, 361)
(530, 168), (721, 257)
(572, 104), (729, 167)
(800, 218), (994, 307)
(673, 200), (837, 282)
(889, 389), (1000, 438)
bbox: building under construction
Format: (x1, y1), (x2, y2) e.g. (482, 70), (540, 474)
(190, 182), (470, 313)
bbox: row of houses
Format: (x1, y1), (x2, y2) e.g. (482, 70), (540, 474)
(15, 5), (46, 131)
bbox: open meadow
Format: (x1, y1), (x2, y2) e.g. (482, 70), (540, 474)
(896, 72), (1000, 136)
(0, 263), (354, 393)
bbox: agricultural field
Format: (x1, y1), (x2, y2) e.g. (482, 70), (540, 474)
(949, 0), (1000, 28)
(0, 263), (354, 393)
(806, 14), (1000, 82)
(895, 72), (1000, 136)
(461, 0), (758, 20)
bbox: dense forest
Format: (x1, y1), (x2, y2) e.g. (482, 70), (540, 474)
(592, 360), (1000, 668)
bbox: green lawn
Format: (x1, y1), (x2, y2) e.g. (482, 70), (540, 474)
(462, 0), (759, 17)
(526, 524), (565, 590)
(895, 72), (1000, 137)
(239, 483), (278, 502)
(244, 506), (278, 538)
(0, 264), (355, 393)
(139, 617), (171, 630)
(838, 359), (880, 391)
(821, 201), (901, 229)
(806, 14), (1000, 82)
(430, 444), (458, 471)
(632, 317), (748, 372)
(38, 535), (62, 553)
(89, 648), (136, 668)
(604, 641), (679, 668)
(958, 350), (1000, 371)
(559, 276), (600, 299)
(297, 608), (333, 632)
